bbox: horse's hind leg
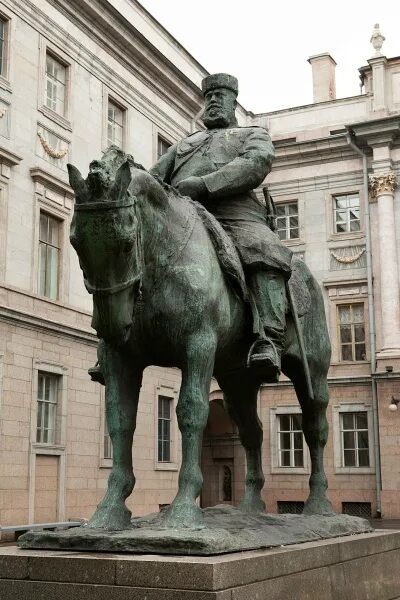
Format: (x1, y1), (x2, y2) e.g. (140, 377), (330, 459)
(88, 341), (143, 530)
(218, 371), (265, 513)
(161, 333), (216, 528)
(289, 361), (333, 515)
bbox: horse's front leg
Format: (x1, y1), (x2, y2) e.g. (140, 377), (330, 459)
(161, 333), (216, 529)
(88, 341), (143, 530)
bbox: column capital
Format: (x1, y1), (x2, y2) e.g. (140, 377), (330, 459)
(369, 171), (397, 198)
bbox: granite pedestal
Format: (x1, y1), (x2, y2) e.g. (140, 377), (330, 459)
(1, 530), (400, 599)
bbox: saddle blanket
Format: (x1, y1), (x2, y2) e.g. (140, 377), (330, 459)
(193, 200), (311, 317)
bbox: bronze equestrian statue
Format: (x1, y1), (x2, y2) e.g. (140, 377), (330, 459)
(67, 73), (333, 531)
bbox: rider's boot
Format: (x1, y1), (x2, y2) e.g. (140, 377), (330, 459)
(247, 269), (287, 383)
(88, 361), (105, 386)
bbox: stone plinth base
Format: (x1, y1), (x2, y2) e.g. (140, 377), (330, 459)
(17, 505), (371, 555)
(1, 531), (400, 599)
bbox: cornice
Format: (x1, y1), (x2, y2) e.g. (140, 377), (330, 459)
(48, 0), (203, 114)
(272, 134), (364, 171)
(3, 0), (200, 138)
(347, 116), (400, 148)
(268, 169), (364, 196)
(0, 305), (96, 345)
(0, 145), (23, 166)
(30, 167), (74, 198)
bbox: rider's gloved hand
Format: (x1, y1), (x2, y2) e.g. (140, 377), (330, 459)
(176, 177), (207, 201)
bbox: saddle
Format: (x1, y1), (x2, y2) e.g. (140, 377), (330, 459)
(193, 200), (311, 318)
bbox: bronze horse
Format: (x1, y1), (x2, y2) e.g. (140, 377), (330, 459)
(68, 148), (333, 530)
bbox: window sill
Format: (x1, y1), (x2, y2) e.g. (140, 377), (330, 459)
(155, 462), (179, 472)
(271, 467), (309, 475)
(38, 105), (72, 132)
(330, 360), (370, 366)
(334, 467), (375, 475)
(31, 443), (66, 453)
(282, 239), (304, 247)
(100, 459), (113, 469)
(328, 232), (365, 242)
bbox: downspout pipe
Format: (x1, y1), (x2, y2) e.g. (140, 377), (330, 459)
(345, 129), (382, 516)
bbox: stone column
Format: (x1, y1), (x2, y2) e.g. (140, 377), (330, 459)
(369, 171), (400, 355)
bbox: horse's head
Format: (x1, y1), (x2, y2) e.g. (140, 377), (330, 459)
(68, 147), (142, 346)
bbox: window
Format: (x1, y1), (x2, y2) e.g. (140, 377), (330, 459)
(277, 414), (304, 467)
(338, 303), (366, 361)
(276, 202), (299, 241)
(340, 411), (370, 467)
(333, 194), (360, 234)
(107, 99), (124, 147)
(157, 135), (172, 160)
(45, 53), (66, 115)
(103, 410), (112, 460)
(277, 501), (304, 514)
(38, 212), (60, 300)
(158, 395), (172, 462)
(36, 372), (58, 444)
(0, 17), (8, 78)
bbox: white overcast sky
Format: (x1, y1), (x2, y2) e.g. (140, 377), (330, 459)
(139, 0), (400, 113)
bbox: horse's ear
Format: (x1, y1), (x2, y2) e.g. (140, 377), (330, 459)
(111, 160), (132, 202)
(67, 164), (88, 203)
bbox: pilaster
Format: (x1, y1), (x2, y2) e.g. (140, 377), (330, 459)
(369, 171), (400, 361)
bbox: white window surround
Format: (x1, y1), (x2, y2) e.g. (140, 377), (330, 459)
(276, 201), (299, 242)
(102, 87), (130, 151)
(269, 405), (310, 475)
(325, 185), (364, 242)
(332, 402), (375, 475)
(32, 179), (71, 304)
(37, 37), (73, 131)
(28, 361), (68, 521)
(154, 382), (179, 471)
(324, 279), (369, 365)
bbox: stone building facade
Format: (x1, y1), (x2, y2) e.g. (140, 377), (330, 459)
(0, 0), (399, 530)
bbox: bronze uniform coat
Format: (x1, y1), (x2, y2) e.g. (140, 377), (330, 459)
(150, 126), (292, 275)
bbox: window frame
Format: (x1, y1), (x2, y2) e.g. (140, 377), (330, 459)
(333, 193), (361, 235)
(45, 52), (67, 117)
(0, 11), (11, 85)
(275, 201), (299, 242)
(326, 186), (364, 242)
(154, 383), (179, 471)
(36, 371), (59, 445)
(337, 302), (367, 363)
(157, 134), (172, 161)
(340, 410), (370, 468)
(157, 395), (172, 463)
(102, 87), (129, 151)
(270, 405), (310, 475)
(107, 98), (125, 148)
(37, 211), (61, 301)
(277, 412), (304, 468)
(152, 126), (175, 164)
(38, 38), (72, 130)
(332, 403), (375, 474)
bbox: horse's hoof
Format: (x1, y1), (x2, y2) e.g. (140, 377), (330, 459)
(303, 496), (334, 516)
(238, 497), (266, 514)
(87, 503), (132, 530)
(159, 501), (204, 529)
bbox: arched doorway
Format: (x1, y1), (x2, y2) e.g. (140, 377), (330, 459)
(200, 395), (245, 508)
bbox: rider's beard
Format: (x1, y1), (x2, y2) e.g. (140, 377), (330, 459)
(202, 107), (232, 129)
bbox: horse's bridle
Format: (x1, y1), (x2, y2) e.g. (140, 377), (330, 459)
(74, 197), (143, 298)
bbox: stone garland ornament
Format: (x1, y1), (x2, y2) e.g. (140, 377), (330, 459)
(0, 107), (7, 118)
(37, 131), (68, 159)
(369, 171), (397, 198)
(330, 247), (366, 264)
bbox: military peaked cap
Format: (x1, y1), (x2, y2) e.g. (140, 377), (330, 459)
(201, 73), (238, 96)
